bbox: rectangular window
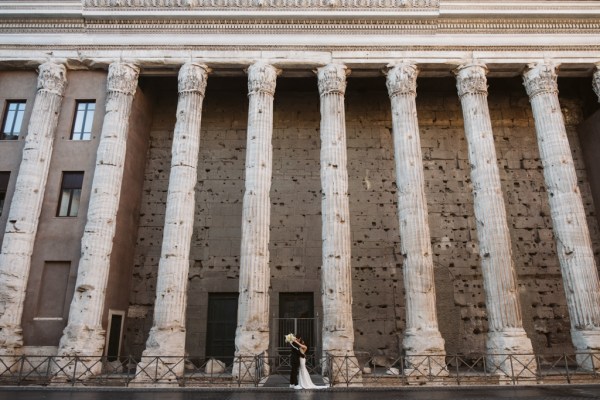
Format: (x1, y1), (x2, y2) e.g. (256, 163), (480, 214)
(0, 172), (9, 215)
(57, 172), (83, 217)
(105, 310), (125, 362)
(1, 101), (26, 140)
(71, 101), (95, 140)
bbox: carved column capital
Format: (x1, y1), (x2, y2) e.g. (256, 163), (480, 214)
(593, 66), (600, 103)
(455, 63), (488, 98)
(37, 62), (67, 96)
(523, 62), (558, 99)
(107, 62), (140, 96)
(386, 62), (418, 98)
(317, 63), (349, 96)
(247, 62), (280, 96)
(178, 63), (210, 95)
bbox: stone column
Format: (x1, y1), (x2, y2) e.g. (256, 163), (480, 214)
(386, 62), (446, 374)
(135, 63), (209, 381)
(0, 62), (67, 355)
(58, 62), (139, 360)
(317, 64), (360, 384)
(456, 63), (534, 373)
(234, 62), (279, 380)
(524, 62), (600, 369)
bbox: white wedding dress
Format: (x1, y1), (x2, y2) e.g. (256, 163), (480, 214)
(296, 355), (327, 389)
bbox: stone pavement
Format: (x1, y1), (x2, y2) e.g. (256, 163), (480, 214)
(0, 385), (599, 400)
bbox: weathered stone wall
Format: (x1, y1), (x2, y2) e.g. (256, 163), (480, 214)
(124, 75), (600, 359)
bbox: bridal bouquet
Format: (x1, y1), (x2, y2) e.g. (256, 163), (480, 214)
(285, 333), (296, 344)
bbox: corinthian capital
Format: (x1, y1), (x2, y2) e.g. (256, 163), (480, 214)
(317, 64), (349, 96)
(37, 62), (67, 96)
(593, 66), (600, 103)
(178, 63), (210, 95)
(107, 62), (140, 96)
(523, 62), (558, 99)
(247, 62), (280, 96)
(455, 63), (488, 98)
(386, 62), (418, 98)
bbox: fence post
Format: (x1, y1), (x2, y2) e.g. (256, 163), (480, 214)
(400, 355), (405, 385)
(455, 355), (460, 385)
(342, 355), (346, 387)
(428, 354), (432, 381)
(483, 355), (488, 381)
(237, 356), (241, 387)
(125, 355), (132, 386)
(72, 356), (78, 386)
(509, 354), (515, 385)
(564, 353), (571, 384)
(17, 355), (25, 386)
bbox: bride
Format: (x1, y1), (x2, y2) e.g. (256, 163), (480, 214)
(292, 338), (327, 390)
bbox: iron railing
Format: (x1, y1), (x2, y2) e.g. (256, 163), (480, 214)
(324, 352), (600, 386)
(0, 352), (598, 387)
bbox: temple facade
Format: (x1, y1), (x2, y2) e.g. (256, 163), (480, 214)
(0, 0), (600, 382)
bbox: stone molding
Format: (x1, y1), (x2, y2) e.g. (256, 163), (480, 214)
(317, 63), (348, 96)
(385, 62), (418, 97)
(83, 0), (439, 9)
(523, 62), (559, 99)
(455, 63), (488, 98)
(178, 62), (210, 94)
(247, 62), (279, 96)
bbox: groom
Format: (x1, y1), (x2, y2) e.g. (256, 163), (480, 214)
(289, 336), (301, 388)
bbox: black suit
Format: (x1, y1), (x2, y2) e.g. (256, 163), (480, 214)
(289, 342), (302, 385)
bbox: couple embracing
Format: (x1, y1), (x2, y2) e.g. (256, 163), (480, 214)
(286, 333), (326, 390)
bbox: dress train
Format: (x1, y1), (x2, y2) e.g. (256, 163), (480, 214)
(296, 357), (327, 389)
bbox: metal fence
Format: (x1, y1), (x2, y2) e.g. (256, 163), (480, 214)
(0, 352), (598, 387)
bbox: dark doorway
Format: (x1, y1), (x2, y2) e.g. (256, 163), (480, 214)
(205, 293), (238, 363)
(278, 292), (315, 350)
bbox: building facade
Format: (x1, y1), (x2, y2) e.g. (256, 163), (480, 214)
(0, 0), (600, 383)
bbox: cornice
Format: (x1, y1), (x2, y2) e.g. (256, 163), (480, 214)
(3, 43), (600, 52)
(441, 1), (600, 17)
(82, 0), (439, 10)
(2, 18), (600, 35)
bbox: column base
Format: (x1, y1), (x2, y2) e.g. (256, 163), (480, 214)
(134, 326), (186, 384)
(233, 351), (269, 383)
(0, 324), (24, 373)
(323, 349), (363, 386)
(571, 329), (600, 371)
(0, 323), (23, 355)
(233, 328), (270, 382)
(53, 324), (106, 381)
(403, 330), (448, 377)
(486, 330), (536, 378)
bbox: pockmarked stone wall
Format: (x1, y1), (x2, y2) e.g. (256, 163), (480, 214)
(124, 76), (600, 359)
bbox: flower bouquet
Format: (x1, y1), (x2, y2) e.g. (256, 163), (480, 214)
(285, 333), (296, 344)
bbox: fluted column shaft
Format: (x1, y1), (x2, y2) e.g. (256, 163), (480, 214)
(456, 63), (533, 355)
(318, 64), (356, 355)
(0, 62), (67, 355)
(58, 62), (139, 357)
(142, 64), (209, 362)
(524, 62), (600, 354)
(386, 63), (445, 358)
(235, 62), (278, 358)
